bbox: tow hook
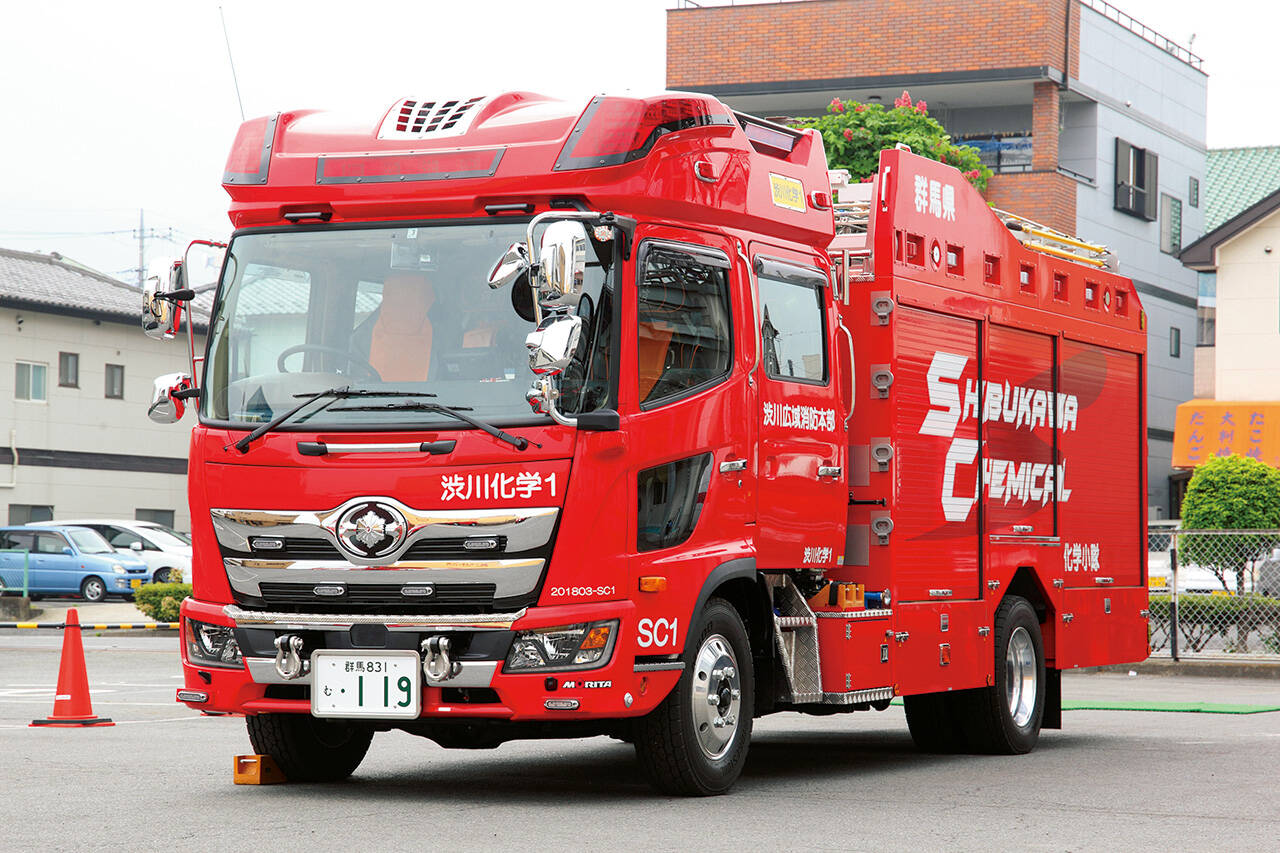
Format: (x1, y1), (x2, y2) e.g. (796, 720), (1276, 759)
(421, 635), (462, 682)
(273, 634), (308, 680)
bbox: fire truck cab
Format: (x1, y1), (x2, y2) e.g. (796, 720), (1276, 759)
(145, 91), (1148, 795)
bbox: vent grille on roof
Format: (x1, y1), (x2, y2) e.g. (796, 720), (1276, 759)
(380, 97), (487, 139)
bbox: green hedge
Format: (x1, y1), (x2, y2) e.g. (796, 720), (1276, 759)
(133, 582), (192, 623)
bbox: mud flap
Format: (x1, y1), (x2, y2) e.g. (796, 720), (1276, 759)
(1043, 667), (1062, 729)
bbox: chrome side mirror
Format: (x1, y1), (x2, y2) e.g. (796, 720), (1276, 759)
(148, 373), (194, 424)
(525, 314), (583, 376)
(487, 242), (530, 290)
(142, 271), (179, 340)
(537, 220), (587, 309)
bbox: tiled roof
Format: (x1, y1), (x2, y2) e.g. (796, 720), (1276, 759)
(1205, 146), (1280, 231)
(0, 248), (211, 327)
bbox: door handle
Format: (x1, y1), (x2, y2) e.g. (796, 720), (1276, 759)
(719, 458), (748, 473)
(817, 466), (842, 478)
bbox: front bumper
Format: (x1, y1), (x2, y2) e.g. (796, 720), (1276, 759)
(177, 597), (682, 722)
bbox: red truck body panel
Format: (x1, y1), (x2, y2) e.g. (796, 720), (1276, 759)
(174, 92), (1147, 734)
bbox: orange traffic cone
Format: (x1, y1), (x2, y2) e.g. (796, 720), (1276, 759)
(30, 608), (114, 727)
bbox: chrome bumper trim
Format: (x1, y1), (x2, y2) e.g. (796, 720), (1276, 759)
(224, 558), (545, 599)
(244, 656), (499, 688)
(223, 604), (526, 630)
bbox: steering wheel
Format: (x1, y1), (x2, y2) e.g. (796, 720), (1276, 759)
(276, 344), (382, 382)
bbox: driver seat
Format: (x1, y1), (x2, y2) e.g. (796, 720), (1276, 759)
(369, 273), (435, 382)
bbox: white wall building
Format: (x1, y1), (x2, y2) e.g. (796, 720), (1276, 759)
(0, 249), (206, 530)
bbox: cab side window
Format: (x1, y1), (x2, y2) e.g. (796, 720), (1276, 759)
(637, 244), (732, 406)
(756, 259), (828, 384)
(103, 528), (144, 549)
(34, 533), (68, 554)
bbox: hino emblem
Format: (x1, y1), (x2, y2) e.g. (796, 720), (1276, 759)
(333, 499), (408, 562)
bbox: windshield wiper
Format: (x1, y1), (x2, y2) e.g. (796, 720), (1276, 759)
(230, 387), (436, 453)
(330, 400), (536, 450)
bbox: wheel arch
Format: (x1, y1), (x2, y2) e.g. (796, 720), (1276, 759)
(688, 558), (776, 715)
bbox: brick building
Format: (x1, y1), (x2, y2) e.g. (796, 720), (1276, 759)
(667, 0), (1206, 518)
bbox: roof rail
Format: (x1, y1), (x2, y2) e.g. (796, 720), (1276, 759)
(992, 208), (1116, 270)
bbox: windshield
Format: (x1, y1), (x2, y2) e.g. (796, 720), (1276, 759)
(66, 528), (114, 555)
(140, 526), (191, 548)
(202, 222), (613, 429)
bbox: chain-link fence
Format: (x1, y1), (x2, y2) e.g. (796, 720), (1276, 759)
(1147, 526), (1280, 659)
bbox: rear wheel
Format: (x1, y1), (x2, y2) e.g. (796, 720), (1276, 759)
(80, 577), (106, 603)
(246, 714), (374, 782)
(634, 599), (754, 796)
(957, 595), (1045, 754)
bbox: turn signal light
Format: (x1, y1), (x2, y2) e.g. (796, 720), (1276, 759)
(638, 576), (668, 593)
(581, 625), (612, 650)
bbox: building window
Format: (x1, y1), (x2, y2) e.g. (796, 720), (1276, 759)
(15, 361), (47, 402)
(8, 504), (54, 525)
(1114, 138), (1158, 220)
(105, 363), (125, 399)
(136, 508), (176, 527)
(1160, 194), (1183, 255)
(58, 352), (79, 388)
(1189, 176), (1200, 208)
(1170, 326), (1181, 358)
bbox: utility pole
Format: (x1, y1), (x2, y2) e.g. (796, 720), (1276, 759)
(137, 208), (145, 288)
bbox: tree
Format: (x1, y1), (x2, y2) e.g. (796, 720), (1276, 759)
(794, 91), (992, 191)
(1180, 455), (1280, 593)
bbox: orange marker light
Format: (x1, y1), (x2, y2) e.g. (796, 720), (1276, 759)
(581, 625), (612, 650)
(638, 576), (668, 593)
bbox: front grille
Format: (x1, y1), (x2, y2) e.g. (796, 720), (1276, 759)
(230, 535), (509, 562)
(254, 582), (496, 614)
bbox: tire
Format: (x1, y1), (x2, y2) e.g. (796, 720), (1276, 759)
(956, 595), (1045, 754)
(634, 599), (754, 796)
(903, 691), (969, 753)
(153, 568), (173, 584)
(80, 577), (106, 603)
(245, 714), (374, 783)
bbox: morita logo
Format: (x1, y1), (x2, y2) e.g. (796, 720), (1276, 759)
(921, 351), (1075, 523)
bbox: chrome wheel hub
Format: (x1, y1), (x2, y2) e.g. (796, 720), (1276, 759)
(690, 633), (741, 760)
(1005, 625), (1037, 728)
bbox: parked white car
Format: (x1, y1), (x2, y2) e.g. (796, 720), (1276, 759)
(28, 519), (191, 584)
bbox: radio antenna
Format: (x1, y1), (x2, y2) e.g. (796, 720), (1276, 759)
(219, 5), (246, 121)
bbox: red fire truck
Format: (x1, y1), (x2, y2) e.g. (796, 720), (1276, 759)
(143, 91), (1148, 795)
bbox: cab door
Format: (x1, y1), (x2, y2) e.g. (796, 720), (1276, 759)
(622, 229), (755, 654)
(751, 248), (847, 570)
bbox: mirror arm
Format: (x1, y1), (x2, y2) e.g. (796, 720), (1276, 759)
(155, 289), (196, 302)
(172, 387), (202, 401)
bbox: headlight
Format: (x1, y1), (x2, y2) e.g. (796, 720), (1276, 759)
(185, 618), (243, 668)
(112, 564), (126, 574)
(503, 620), (618, 673)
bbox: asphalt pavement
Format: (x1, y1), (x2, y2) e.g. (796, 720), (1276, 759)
(1, 629), (1278, 852)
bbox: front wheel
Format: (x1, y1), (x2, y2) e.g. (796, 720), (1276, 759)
(956, 595), (1045, 754)
(80, 577), (106, 603)
(153, 568), (174, 584)
(245, 714), (373, 782)
(634, 599), (754, 796)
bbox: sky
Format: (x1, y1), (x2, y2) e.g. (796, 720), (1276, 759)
(0, 0), (1273, 282)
